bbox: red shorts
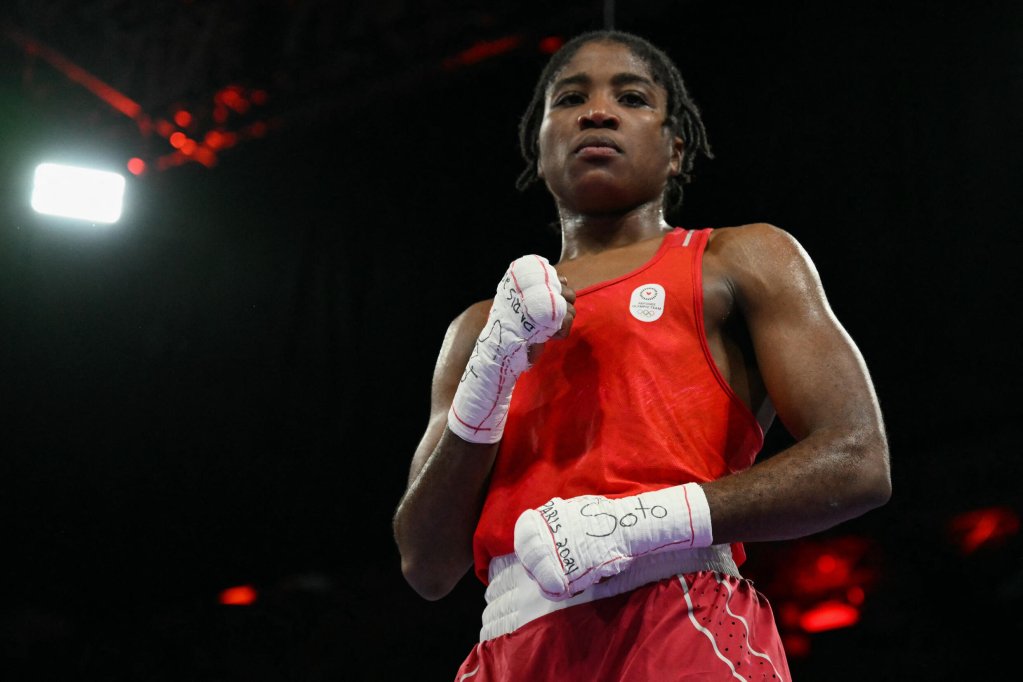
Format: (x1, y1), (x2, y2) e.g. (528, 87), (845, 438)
(455, 571), (791, 681)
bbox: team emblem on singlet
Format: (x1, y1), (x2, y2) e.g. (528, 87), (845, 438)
(629, 283), (665, 322)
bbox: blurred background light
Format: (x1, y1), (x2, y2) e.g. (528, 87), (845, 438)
(30, 162), (126, 224)
(799, 601), (860, 633)
(219, 584), (258, 606)
(948, 507), (1020, 554)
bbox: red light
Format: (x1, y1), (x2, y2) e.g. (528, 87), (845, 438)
(173, 110), (192, 127)
(213, 106), (229, 124)
(248, 121), (267, 138)
(251, 89), (268, 105)
(782, 632), (811, 658)
(799, 601), (860, 633)
(8, 32), (144, 121)
(155, 150), (188, 171)
(205, 130), (223, 149)
(444, 35), (522, 69)
(126, 157), (146, 175)
(220, 86), (249, 113)
(194, 146), (217, 167)
(816, 554), (838, 573)
(778, 603), (801, 628)
(949, 507), (1020, 554)
(169, 131), (187, 149)
(180, 139), (197, 155)
(219, 584), (257, 606)
(539, 36), (564, 54)
(846, 586), (865, 606)
(792, 544), (857, 594)
(156, 119), (175, 138)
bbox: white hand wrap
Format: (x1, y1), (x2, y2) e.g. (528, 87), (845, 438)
(447, 255), (566, 444)
(513, 483), (713, 601)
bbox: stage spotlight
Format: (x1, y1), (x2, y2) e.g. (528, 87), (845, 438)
(30, 162), (126, 224)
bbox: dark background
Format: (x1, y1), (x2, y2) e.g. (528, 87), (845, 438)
(1, 1), (1020, 679)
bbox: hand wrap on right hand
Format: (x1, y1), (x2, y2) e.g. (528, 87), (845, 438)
(513, 483), (713, 601)
(447, 255), (566, 444)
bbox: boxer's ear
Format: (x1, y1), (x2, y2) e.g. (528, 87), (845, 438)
(669, 136), (683, 177)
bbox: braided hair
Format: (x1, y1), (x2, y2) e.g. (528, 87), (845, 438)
(516, 30), (713, 213)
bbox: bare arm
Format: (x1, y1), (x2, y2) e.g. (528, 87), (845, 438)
(394, 276), (577, 600)
(701, 224), (891, 543)
(393, 301), (496, 601)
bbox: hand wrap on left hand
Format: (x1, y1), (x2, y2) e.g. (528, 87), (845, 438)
(513, 483), (713, 601)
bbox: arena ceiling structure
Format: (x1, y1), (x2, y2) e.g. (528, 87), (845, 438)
(1, 2), (1020, 679)
(4, 0), (625, 174)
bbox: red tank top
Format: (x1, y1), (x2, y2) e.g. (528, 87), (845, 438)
(472, 228), (764, 583)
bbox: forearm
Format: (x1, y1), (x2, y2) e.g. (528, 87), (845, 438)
(394, 428), (498, 600)
(510, 427), (889, 601)
(396, 256), (571, 600)
(702, 424), (891, 544)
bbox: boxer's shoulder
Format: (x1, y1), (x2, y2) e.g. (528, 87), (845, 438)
(705, 223), (808, 293)
(707, 222), (801, 264)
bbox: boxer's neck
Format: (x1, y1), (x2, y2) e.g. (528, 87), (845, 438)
(556, 201), (672, 262)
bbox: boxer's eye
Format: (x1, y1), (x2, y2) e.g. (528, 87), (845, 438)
(619, 92), (650, 107)
(552, 92), (585, 107)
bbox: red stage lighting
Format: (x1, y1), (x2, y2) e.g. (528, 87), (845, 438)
(193, 146), (217, 168)
(204, 131), (224, 149)
(799, 601), (860, 633)
(155, 119), (176, 138)
(539, 36), (564, 54)
(126, 158), (146, 176)
(949, 507), (1020, 554)
(782, 633), (811, 658)
(443, 36), (522, 69)
(219, 584), (258, 606)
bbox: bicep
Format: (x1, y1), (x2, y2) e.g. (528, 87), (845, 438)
(734, 227), (882, 441)
(406, 301), (491, 485)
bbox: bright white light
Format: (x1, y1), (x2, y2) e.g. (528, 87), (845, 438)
(31, 163), (126, 224)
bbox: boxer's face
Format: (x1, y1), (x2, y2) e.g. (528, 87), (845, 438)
(537, 41), (682, 215)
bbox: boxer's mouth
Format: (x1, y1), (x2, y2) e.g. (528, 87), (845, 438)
(574, 136), (623, 155)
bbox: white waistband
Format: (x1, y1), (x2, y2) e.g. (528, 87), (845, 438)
(480, 544), (740, 641)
